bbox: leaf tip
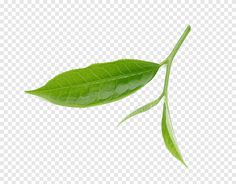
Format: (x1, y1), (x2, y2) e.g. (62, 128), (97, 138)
(24, 89), (40, 96)
(116, 119), (125, 127)
(182, 160), (188, 168)
(178, 156), (187, 168)
(25, 90), (33, 94)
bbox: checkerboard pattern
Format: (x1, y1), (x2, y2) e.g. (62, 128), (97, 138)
(1, 0), (235, 183)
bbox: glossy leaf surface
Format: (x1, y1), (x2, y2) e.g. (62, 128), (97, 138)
(26, 59), (160, 107)
(161, 101), (186, 166)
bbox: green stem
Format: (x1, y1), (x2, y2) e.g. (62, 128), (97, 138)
(163, 25), (191, 96)
(168, 25), (191, 61)
(159, 59), (168, 66)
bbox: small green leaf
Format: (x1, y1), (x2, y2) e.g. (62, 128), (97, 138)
(26, 59), (160, 107)
(118, 93), (163, 125)
(161, 101), (187, 167)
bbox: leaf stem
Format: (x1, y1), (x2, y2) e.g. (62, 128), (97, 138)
(163, 25), (191, 96)
(159, 59), (168, 66)
(168, 25), (191, 61)
(118, 25), (191, 125)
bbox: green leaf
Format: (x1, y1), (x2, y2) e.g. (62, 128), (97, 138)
(26, 59), (160, 107)
(161, 101), (187, 167)
(118, 93), (163, 125)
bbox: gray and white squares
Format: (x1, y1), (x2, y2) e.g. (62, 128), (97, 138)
(0, 0), (235, 183)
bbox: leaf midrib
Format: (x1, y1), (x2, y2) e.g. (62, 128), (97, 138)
(36, 68), (157, 93)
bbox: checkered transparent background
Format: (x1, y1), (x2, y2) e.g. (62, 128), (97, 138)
(1, 0), (235, 183)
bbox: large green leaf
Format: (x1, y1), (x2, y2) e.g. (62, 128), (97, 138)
(26, 59), (160, 107)
(161, 101), (187, 166)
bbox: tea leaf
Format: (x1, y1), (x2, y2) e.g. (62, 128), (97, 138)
(161, 101), (187, 167)
(26, 25), (192, 167)
(118, 93), (164, 125)
(26, 59), (160, 107)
